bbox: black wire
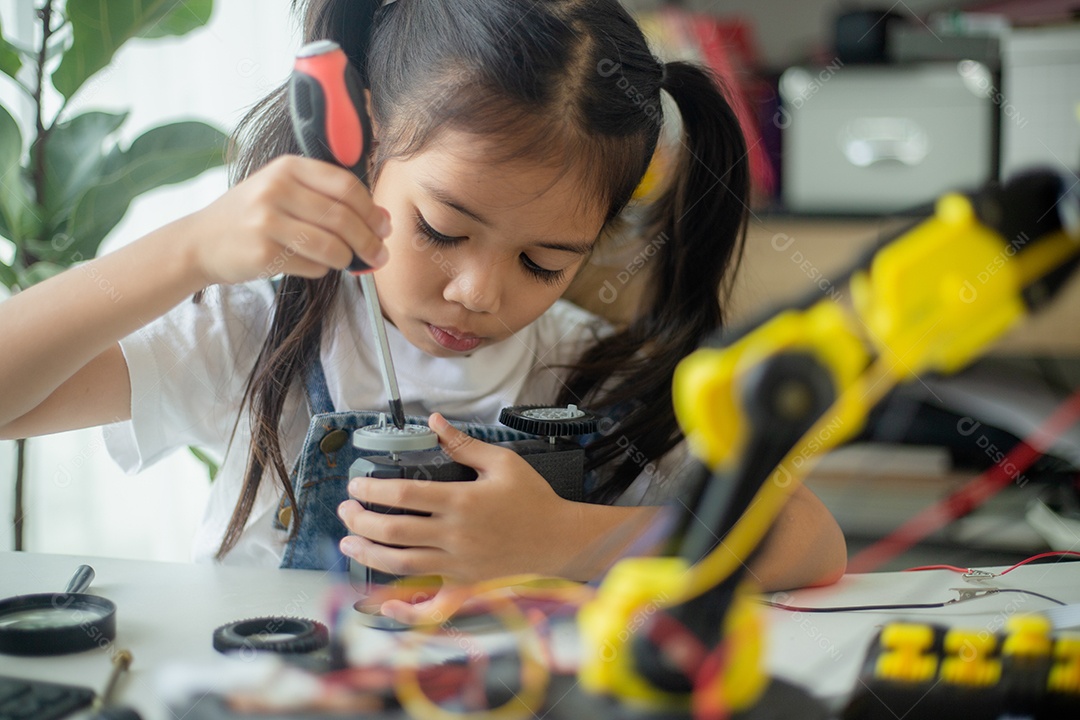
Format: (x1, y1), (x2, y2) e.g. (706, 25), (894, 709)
(995, 588), (1068, 606)
(760, 600), (952, 613)
(760, 587), (1068, 613)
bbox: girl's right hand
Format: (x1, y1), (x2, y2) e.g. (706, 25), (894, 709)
(184, 155), (392, 286)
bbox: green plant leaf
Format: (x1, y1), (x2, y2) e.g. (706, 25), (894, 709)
(0, 261), (18, 290)
(0, 105), (38, 243)
(17, 261), (66, 287)
(188, 446), (219, 481)
(52, 0), (215, 100)
(139, 0), (214, 39)
(34, 111), (128, 223)
(65, 120), (226, 257)
(0, 105), (15, 242)
(0, 103), (22, 188)
(20, 230), (82, 266)
(0, 18), (22, 79)
(6, 173), (43, 243)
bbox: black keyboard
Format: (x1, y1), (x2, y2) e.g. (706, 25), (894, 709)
(0, 675), (95, 720)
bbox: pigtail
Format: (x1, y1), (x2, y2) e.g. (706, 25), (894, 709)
(646, 62), (748, 334)
(560, 61), (749, 503)
(217, 0), (384, 559)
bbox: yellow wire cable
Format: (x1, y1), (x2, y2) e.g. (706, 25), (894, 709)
(394, 592), (550, 720)
(467, 574), (586, 599)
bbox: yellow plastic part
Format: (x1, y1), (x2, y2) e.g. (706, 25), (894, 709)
(715, 590), (768, 712)
(578, 558), (767, 712)
(940, 656), (1002, 687)
(943, 628), (997, 656)
(876, 650), (938, 683)
(853, 193), (1027, 378)
(1003, 615), (1053, 657)
(1049, 634), (1080, 694)
(941, 629), (1001, 687)
(578, 557), (693, 709)
(880, 623), (935, 652)
(676, 359), (900, 605)
(875, 624), (938, 683)
(1055, 635), (1080, 659)
(1013, 229), (1080, 288)
(673, 301), (870, 469)
(1048, 662), (1080, 694)
(1048, 656), (1080, 694)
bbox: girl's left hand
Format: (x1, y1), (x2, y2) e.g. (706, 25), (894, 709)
(337, 412), (585, 586)
(358, 581), (475, 627)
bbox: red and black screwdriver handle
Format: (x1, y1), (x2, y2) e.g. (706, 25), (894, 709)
(288, 39), (375, 274)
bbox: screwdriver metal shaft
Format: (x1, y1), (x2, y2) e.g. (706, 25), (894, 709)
(359, 274), (405, 429)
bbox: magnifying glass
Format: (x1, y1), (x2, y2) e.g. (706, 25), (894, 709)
(0, 565), (117, 656)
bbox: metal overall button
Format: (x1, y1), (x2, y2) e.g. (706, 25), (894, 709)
(319, 429), (350, 454)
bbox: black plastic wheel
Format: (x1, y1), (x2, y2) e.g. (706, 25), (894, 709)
(212, 616), (329, 655)
(499, 405), (599, 437)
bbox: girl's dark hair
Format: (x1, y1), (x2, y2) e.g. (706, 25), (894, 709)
(217, 0), (748, 557)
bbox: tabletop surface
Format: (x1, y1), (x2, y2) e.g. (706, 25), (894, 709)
(1, 551), (1078, 719)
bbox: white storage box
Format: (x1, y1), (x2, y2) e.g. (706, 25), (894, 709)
(780, 63), (996, 214)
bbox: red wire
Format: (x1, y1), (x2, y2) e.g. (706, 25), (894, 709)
(903, 564), (972, 573)
(904, 552), (1080, 576)
(999, 550), (1080, 574)
(692, 641), (731, 720)
(905, 551), (1080, 576)
(647, 611), (710, 675)
(848, 387), (1080, 574)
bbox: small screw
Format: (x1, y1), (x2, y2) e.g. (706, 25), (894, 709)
(91, 649), (133, 713)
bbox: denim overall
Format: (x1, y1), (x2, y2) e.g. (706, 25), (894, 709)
(275, 355), (543, 570)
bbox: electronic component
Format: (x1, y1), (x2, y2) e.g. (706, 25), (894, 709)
(348, 406), (598, 597)
(580, 168), (1080, 713)
(843, 617), (1080, 719)
(0, 675), (95, 720)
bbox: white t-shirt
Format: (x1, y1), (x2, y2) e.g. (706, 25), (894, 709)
(105, 277), (695, 566)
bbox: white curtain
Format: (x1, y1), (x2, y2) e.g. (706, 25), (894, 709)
(0, 1), (296, 561)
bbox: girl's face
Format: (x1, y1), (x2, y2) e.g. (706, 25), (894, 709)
(370, 130), (606, 357)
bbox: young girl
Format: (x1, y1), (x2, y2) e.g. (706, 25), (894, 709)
(0, 0), (845, 619)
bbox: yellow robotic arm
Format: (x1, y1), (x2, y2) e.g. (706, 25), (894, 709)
(578, 169), (1080, 714)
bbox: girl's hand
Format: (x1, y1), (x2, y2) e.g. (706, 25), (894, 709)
(184, 155), (392, 286)
(338, 413), (586, 585)
(361, 582), (476, 626)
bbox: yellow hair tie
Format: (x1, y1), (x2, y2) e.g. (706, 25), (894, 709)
(632, 151), (663, 201)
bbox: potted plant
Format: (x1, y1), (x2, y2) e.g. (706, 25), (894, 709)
(1, 0), (227, 550)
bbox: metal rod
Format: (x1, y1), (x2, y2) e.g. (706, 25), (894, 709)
(91, 649), (133, 713)
(360, 274), (405, 429)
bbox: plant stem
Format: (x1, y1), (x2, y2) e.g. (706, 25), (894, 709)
(14, 438), (26, 551)
(31, 0), (54, 216)
(22, 0), (54, 269)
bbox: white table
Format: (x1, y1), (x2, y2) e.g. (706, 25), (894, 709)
(761, 560), (1080, 700)
(1, 551), (1078, 718)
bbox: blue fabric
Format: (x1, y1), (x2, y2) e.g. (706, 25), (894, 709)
(278, 356), (533, 570)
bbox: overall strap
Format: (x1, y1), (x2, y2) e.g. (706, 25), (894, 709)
(268, 276), (337, 417)
(302, 355), (336, 416)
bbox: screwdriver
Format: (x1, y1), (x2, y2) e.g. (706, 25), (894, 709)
(288, 40), (406, 430)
